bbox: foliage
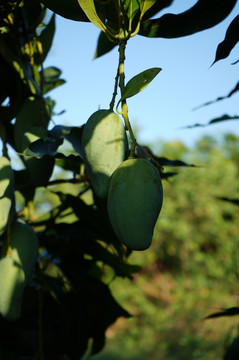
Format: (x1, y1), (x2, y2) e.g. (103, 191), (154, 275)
(0, 0), (238, 359)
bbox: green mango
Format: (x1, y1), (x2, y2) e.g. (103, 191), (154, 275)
(81, 109), (128, 198)
(107, 158), (163, 250)
(0, 221), (38, 321)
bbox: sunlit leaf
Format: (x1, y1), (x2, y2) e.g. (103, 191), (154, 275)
(77, 0), (107, 32)
(121, 67), (161, 101)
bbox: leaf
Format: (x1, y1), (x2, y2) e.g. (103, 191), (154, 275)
(14, 97), (51, 152)
(41, 66), (66, 94)
(216, 196), (239, 206)
(209, 114), (239, 124)
(77, 0), (107, 32)
(41, 0), (89, 22)
(156, 157), (196, 167)
(183, 114), (239, 128)
(139, 0), (237, 38)
(0, 35), (39, 96)
(121, 67), (161, 101)
(36, 13), (56, 65)
(25, 137), (63, 157)
(94, 31), (117, 59)
(205, 307), (239, 319)
(0, 157), (15, 236)
(25, 125), (83, 158)
(194, 81), (239, 110)
(212, 15), (239, 64)
(141, 0), (173, 21)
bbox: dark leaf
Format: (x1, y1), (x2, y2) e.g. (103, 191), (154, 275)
(41, 0), (89, 22)
(183, 114), (239, 128)
(25, 137), (63, 157)
(35, 13), (56, 65)
(212, 15), (239, 64)
(216, 196), (239, 206)
(94, 31), (117, 59)
(205, 307), (239, 319)
(156, 157), (196, 167)
(194, 81), (239, 110)
(142, 0), (173, 21)
(139, 0), (237, 38)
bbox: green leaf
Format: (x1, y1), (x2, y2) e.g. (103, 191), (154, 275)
(77, 0), (107, 32)
(14, 97), (51, 152)
(212, 15), (239, 65)
(121, 67), (161, 101)
(139, 0), (237, 38)
(36, 13), (56, 65)
(42, 67), (65, 94)
(0, 35), (39, 96)
(41, 0), (89, 22)
(0, 157), (15, 236)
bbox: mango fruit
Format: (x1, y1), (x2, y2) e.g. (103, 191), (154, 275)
(81, 109), (128, 198)
(0, 221), (39, 321)
(107, 158), (163, 250)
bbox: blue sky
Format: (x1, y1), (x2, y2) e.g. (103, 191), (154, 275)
(45, 1), (239, 148)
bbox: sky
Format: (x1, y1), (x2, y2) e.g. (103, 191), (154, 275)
(44, 1), (239, 149)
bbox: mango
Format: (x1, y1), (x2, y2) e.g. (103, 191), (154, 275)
(81, 109), (128, 198)
(107, 158), (163, 250)
(0, 221), (39, 321)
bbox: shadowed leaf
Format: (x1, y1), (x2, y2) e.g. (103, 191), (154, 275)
(183, 114), (239, 128)
(194, 81), (239, 110)
(212, 15), (239, 65)
(216, 196), (239, 206)
(41, 0), (89, 21)
(205, 307), (239, 319)
(139, 0), (237, 38)
(94, 31), (117, 59)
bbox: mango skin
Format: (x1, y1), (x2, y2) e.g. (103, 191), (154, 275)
(107, 158), (163, 250)
(81, 109), (128, 198)
(0, 221), (39, 321)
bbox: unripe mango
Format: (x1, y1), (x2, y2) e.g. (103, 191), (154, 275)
(81, 109), (128, 198)
(107, 158), (163, 250)
(0, 221), (38, 321)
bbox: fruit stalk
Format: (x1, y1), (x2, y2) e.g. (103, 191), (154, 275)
(118, 40), (137, 158)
